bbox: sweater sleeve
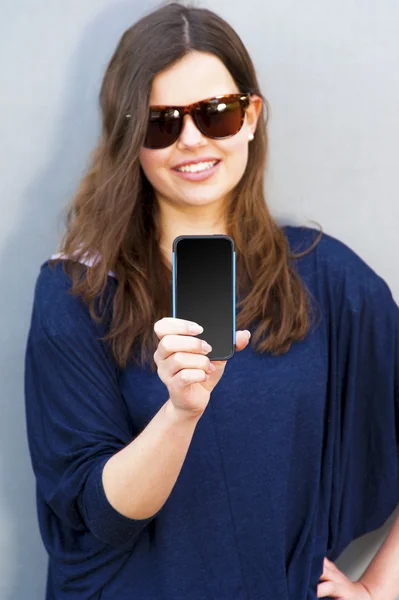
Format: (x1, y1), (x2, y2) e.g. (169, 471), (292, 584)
(325, 259), (399, 561)
(24, 262), (158, 548)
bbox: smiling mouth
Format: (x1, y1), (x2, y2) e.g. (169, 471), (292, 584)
(174, 160), (220, 173)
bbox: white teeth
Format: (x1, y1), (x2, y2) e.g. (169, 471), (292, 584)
(176, 160), (218, 173)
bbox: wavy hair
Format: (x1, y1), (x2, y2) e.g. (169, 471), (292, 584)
(50, 1), (323, 371)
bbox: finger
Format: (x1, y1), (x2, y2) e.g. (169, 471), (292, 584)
(323, 559), (347, 583)
(319, 567), (346, 586)
(317, 578), (350, 599)
(175, 368), (209, 385)
(154, 317), (203, 340)
(164, 329), (251, 357)
(206, 330), (251, 370)
(161, 329), (250, 363)
(316, 580), (339, 598)
(323, 557), (335, 568)
(156, 334), (212, 362)
(163, 351), (213, 381)
(324, 558), (342, 575)
(319, 560), (334, 577)
(235, 329), (251, 352)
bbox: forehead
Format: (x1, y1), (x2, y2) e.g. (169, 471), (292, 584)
(149, 51), (239, 106)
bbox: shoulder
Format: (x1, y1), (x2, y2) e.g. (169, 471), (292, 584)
(28, 259), (116, 342)
(282, 225), (395, 309)
(283, 224), (387, 288)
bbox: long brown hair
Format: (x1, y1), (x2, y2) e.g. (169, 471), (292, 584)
(50, 1), (323, 371)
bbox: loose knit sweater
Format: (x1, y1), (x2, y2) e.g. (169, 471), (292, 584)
(24, 226), (399, 600)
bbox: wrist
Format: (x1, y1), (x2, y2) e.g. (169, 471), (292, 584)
(164, 398), (203, 426)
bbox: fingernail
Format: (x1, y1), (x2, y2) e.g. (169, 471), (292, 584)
(189, 323), (203, 334)
(246, 330), (251, 339)
(208, 363), (216, 372)
(201, 341), (212, 352)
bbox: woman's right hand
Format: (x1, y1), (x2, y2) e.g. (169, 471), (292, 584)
(154, 317), (251, 420)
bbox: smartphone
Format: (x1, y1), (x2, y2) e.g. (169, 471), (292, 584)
(172, 235), (236, 361)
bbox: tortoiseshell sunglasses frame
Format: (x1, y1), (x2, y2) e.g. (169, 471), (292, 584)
(126, 93), (251, 149)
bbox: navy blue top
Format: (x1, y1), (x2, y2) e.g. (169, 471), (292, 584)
(24, 226), (399, 600)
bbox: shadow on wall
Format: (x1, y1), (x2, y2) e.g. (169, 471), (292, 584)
(335, 506), (399, 582)
(0, 2), (158, 599)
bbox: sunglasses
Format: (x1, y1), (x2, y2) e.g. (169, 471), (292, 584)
(135, 93), (251, 149)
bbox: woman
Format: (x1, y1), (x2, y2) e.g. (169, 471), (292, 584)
(24, 2), (399, 599)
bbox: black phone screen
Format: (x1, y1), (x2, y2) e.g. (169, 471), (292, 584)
(172, 235), (235, 360)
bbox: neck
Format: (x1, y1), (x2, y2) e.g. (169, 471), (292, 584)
(153, 188), (232, 266)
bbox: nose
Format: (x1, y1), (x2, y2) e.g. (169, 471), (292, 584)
(176, 114), (206, 149)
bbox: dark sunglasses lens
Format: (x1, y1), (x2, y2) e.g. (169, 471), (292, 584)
(144, 109), (181, 149)
(195, 98), (243, 138)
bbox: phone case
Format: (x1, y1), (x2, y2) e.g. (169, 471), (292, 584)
(172, 234), (236, 360)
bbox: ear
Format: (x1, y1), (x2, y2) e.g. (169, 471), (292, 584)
(246, 94), (263, 135)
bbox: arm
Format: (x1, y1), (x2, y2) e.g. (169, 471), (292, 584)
(26, 258), (202, 548)
(359, 508), (399, 600)
(26, 332), (201, 545)
(25, 265), (202, 547)
(103, 399), (200, 519)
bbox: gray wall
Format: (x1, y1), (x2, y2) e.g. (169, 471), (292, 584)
(1, 1), (398, 598)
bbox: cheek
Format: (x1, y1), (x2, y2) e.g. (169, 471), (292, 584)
(219, 133), (249, 175)
(139, 148), (171, 187)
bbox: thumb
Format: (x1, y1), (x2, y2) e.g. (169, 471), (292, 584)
(235, 329), (251, 352)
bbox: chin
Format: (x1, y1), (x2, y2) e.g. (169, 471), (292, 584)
(182, 194), (223, 205)
(179, 185), (230, 202)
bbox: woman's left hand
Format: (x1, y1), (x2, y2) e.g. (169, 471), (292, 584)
(317, 557), (373, 599)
